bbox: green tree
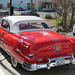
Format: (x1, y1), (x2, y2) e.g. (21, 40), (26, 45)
(54, 0), (74, 30)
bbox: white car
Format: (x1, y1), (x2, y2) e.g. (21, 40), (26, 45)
(73, 23), (75, 36)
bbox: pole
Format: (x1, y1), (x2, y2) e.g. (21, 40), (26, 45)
(10, 0), (12, 16)
(10, 0), (14, 16)
(31, 0), (33, 15)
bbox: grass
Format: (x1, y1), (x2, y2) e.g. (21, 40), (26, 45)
(45, 19), (56, 27)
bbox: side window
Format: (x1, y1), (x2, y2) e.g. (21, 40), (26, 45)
(2, 20), (10, 30)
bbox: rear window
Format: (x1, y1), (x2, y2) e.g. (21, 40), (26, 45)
(19, 22), (49, 30)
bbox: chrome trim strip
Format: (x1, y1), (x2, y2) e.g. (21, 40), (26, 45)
(50, 56), (71, 61)
(18, 29), (52, 33)
(1, 26), (13, 33)
(16, 49), (21, 52)
(16, 49), (30, 60)
(20, 53), (30, 60)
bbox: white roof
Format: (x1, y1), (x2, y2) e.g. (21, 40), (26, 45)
(3, 16), (46, 33)
(3, 16), (43, 23)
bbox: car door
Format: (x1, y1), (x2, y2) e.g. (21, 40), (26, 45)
(0, 19), (10, 49)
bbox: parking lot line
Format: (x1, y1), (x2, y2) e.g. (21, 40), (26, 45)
(0, 68), (6, 75)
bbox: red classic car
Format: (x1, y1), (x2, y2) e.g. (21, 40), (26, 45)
(0, 16), (75, 71)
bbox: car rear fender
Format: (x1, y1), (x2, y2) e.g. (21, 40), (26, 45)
(68, 37), (75, 57)
(3, 33), (25, 63)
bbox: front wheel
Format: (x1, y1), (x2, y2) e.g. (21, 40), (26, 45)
(11, 56), (21, 68)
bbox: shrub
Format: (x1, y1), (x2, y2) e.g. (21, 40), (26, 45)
(56, 17), (63, 28)
(56, 16), (72, 29)
(45, 14), (53, 19)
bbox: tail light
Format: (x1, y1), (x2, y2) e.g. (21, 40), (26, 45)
(29, 54), (35, 60)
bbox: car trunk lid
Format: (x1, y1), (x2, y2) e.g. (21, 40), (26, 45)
(18, 31), (73, 57)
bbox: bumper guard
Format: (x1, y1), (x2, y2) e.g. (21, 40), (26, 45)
(22, 54), (75, 71)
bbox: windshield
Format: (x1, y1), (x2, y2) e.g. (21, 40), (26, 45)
(19, 22), (49, 31)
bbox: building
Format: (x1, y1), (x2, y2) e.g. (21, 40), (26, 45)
(34, 0), (54, 11)
(0, 0), (34, 10)
(0, 0), (54, 11)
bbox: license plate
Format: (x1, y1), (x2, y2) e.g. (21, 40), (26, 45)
(56, 59), (65, 65)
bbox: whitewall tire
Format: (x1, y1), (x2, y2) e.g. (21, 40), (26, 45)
(11, 56), (20, 68)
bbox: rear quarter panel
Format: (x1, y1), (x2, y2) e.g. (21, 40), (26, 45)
(68, 37), (75, 57)
(3, 33), (25, 63)
(3, 33), (44, 64)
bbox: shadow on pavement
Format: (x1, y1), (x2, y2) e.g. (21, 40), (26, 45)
(0, 62), (17, 75)
(0, 48), (75, 75)
(14, 65), (75, 75)
(0, 48), (17, 75)
(0, 48), (10, 62)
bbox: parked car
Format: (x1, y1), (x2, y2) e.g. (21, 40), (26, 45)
(14, 7), (24, 11)
(0, 16), (75, 71)
(0, 9), (9, 15)
(20, 10), (40, 17)
(42, 8), (56, 12)
(73, 23), (75, 36)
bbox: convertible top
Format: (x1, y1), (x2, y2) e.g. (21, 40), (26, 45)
(2, 16), (47, 33)
(3, 16), (43, 23)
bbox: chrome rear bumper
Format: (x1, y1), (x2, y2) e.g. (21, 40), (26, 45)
(22, 54), (75, 71)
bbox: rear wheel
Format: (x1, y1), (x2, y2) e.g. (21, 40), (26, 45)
(11, 56), (21, 68)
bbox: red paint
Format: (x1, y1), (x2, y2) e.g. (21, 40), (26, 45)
(0, 28), (74, 64)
